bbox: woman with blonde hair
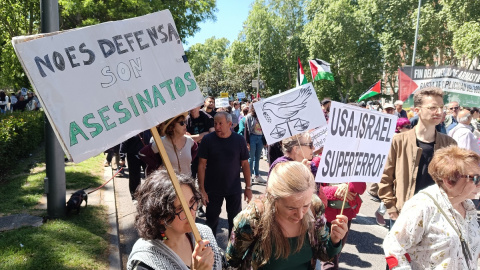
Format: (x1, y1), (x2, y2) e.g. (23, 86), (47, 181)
(383, 146), (480, 269)
(269, 132), (328, 206)
(226, 161), (348, 269)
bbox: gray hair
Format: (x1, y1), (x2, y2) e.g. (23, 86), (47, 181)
(458, 113), (472, 123)
(214, 111), (232, 123)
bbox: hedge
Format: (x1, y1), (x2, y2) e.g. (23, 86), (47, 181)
(0, 111), (45, 175)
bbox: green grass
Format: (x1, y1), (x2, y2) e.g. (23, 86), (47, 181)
(0, 206), (109, 269)
(0, 149), (106, 215)
(0, 145), (110, 269)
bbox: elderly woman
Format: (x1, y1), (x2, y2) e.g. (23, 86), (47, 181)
(127, 170), (222, 270)
(383, 146), (480, 270)
(269, 132), (327, 206)
(226, 161), (348, 269)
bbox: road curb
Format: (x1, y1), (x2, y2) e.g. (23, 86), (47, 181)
(104, 167), (122, 270)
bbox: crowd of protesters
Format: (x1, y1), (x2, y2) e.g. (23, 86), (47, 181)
(73, 88), (480, 269)
(0, 88), (41, 113)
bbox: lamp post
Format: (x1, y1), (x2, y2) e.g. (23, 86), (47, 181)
(244, 25), (261, 99)
(412, 0), (421, 67)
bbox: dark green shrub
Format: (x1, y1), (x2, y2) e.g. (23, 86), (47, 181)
(0, 111), (45, 175)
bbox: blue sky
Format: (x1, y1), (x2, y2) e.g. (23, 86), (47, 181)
(183, 0), (254, 49)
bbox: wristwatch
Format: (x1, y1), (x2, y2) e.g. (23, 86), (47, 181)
(245, 186), (252, 190)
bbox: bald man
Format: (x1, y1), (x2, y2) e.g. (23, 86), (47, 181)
(448, 109), (480, 155)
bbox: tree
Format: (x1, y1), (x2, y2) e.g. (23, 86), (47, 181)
(231, 0), (309, 97)
(187, 36), (230, 76)
(0, 0), (40, 89)
(303, 0), (382, 102)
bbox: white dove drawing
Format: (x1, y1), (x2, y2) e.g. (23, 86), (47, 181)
(262, 87), (312, 120)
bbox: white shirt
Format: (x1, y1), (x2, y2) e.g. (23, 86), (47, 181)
(383, 184), (480, 270)
(448, 123), (480, 155)
(151, 136), (194, 176)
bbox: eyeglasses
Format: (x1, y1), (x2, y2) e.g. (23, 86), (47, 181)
(420, 106), (443, 112)
(299, 142), (314, 149)
(449, 106), (460, 111)
(174, 198), (200, 220)
(402, 125), (412, 129)
(177, 121), (186, 126)
(461, 174), (480, 185)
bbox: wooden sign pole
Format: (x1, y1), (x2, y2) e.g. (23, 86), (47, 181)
(339, 182), (349, 216)
(150, 127), (202, 242)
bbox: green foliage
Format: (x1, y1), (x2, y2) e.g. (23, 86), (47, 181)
(0, 111), (44, 175)
(453, 21), (480, 67)
(187, 36), (230, 75)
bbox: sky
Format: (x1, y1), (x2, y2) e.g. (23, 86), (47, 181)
(183, 0), (254, 49)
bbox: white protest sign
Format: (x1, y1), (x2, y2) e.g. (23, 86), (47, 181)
(253, 83), (326, 145)
(310, 125), (328, 151)
(316, 102), (396, 183)
(237, 92), (245, 99)
(215, 97), (229, 108)
(12, 10), (203, 163)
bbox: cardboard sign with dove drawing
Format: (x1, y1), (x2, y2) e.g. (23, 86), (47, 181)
(253, 83), (327, 145)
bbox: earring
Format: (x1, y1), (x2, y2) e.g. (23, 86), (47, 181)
(160, 231), (168, 241)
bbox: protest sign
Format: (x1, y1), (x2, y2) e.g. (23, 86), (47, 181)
(253, 83), (326, 145)
(220, 92), (229, 98)
(237, 92), (245, 99)
(215, 97), (229, 108)
(316, 102), (396, 183)
(399, 66), (480, 107)
(310, 125), (328, 151)
(12, 10), (203, 163)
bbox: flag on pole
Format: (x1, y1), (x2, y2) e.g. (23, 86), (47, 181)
(296, 57), (308, 87)
(309, 59), (334, 82)
(358, 80), (382, 102)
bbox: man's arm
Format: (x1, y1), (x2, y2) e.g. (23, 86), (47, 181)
(378, 140), (398, 219)
(241, 159), (252, 203)
(198, 158), (209, 205)
(186, 132), (209, 143)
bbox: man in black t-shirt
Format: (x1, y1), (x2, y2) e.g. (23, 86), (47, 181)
(198, 112), (252, 236)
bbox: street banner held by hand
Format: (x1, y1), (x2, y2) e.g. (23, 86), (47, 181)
(253, 83), (326, 145)
(215, 97), (229, 108)
(310, 125), (328, 151)
(316, 102), (396, 183)
(12, 10), (203, 163)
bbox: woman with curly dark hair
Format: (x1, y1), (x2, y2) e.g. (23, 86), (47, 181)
(127, 170), (222, 270)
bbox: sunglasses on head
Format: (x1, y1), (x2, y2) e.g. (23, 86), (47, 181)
(462, 174), (480, 185)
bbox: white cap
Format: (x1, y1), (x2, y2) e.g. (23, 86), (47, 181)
(384, 103), (395, 109)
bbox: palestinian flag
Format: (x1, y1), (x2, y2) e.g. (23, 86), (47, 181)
(358, 80), (382, 102)
(309, 59), (334, 82)
(296, 57), (308, 87)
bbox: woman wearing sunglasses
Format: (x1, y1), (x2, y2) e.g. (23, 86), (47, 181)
(140, 112), (198, 176)
(383, 146), (480, 270)
(128, 170), (222, 270)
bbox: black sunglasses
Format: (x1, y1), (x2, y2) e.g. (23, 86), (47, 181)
(177, 121), (186, 126)
(299, 142), (314, 149)
(461, 174), (480, 185)
(403, 125), (412, 129)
